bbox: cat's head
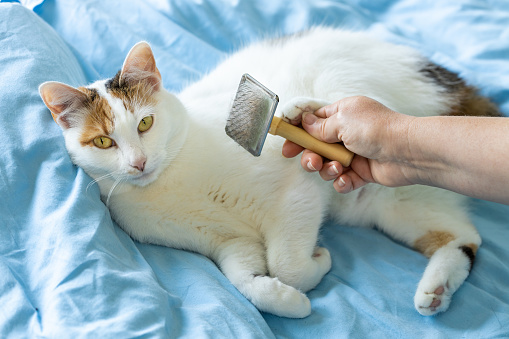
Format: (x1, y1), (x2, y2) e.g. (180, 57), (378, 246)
(40, 42), (187, 188)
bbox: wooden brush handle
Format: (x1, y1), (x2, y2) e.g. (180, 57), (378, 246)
(269, 116), (354, 167)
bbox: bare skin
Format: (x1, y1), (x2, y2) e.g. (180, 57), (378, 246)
(282, 96), (509, 205)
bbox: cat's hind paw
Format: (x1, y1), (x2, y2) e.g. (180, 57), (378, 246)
(413, 243), (473, 316)
(414, 283), (451, 316)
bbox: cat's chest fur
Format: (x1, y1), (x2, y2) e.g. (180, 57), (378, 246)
(104, 102), (327, 252)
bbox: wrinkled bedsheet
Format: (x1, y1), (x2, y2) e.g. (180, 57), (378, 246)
(0, 0), (508, 337)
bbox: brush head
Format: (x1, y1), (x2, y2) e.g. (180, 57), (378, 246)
(225, 74), (279, 156)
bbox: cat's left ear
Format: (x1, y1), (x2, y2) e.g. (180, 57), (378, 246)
(120, 41), (162, 92)
(39, 81), (88, 129)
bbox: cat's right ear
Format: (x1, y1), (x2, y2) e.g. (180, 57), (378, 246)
(120, 41), (162, 92)
(39, 81), (88, 129)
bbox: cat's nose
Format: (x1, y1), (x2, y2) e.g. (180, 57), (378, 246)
(130, 157), (147, 172)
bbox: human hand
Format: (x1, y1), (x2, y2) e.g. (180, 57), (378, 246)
(282, 96), (415, 193)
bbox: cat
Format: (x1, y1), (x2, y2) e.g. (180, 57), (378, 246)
(39, 27), (499, 318)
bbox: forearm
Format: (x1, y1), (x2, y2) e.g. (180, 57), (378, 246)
(400, 116), (509, 204)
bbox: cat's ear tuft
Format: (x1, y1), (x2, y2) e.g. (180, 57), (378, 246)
(39, 81), (88, 129)
(120, 41), (162, 92)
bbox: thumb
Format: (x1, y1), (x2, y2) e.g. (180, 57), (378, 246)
(302, 112), (341, 143)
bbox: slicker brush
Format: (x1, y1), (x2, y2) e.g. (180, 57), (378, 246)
(225, 73), (354, 167)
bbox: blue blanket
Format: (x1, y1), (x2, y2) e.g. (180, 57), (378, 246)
(1, 0), (508, 337)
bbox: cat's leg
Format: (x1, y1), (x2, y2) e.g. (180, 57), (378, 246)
(214, 236), (312, 318)
(413, 239), (478, 316)
(278, 97), (330, 125)
(260, 97), (334, 292)
(370, 186), (481, 316)
(262, 185), (332, 293)
(265, 224), (332, 293)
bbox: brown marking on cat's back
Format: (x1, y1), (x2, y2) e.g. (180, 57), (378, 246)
(78, 87), (115, 146)
(449, 86), (501, 117)
(106, 70), (156, 112)
(414, 231), (456, 258)
(420, 62), (501, 117)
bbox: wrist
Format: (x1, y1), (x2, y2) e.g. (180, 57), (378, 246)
(383, 112), (416, 163)
(396, 116), (449, 186)
(382, 114), (433, 186)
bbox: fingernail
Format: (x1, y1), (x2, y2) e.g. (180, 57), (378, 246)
(329, 164), (339, 176)
(338, 176), (346, 187)
(302, 113), (317, 125)
(307, 160), (317, 171)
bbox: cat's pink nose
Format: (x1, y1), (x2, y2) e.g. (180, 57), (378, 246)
(131, 158), (146, 172)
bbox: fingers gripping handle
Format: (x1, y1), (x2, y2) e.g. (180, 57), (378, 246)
(269, 116), (354, 167)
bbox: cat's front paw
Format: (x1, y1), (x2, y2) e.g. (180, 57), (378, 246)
(313, 247), (332, 277)
(279, 97), (330, 125)
(254, 276), (312, 318)
(276, 285), (312, 318)
(414, 283), (451, 316)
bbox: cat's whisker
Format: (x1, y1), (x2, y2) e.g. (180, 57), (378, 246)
(106, 175), (128, 206)
(86, 170), (123, 193)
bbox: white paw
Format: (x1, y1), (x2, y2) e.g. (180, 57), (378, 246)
(288, 247), (332, 293)
(254, 276), (311, 318)
(279, 97), (330, 125)
(313, 247), (332, 277)
(414, 283), (451, 316)
(276, 284), (312, 318)
(414, 245), (472, 316)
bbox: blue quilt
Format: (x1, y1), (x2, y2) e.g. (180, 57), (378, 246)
(1, 0), (508, 337)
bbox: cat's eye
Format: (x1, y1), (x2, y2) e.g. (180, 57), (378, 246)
(93, 136), (114, 149)
(138, 116), (153, 133)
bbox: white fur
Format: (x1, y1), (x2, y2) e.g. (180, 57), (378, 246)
(57, 28), (481, 318)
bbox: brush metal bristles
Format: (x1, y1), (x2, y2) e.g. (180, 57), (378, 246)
(225, 74), (279, 156)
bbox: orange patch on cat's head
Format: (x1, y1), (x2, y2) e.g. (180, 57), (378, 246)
(78, 87), (115, 146)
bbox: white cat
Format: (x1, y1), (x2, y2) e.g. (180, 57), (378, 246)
(39, 28), (497, 318)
